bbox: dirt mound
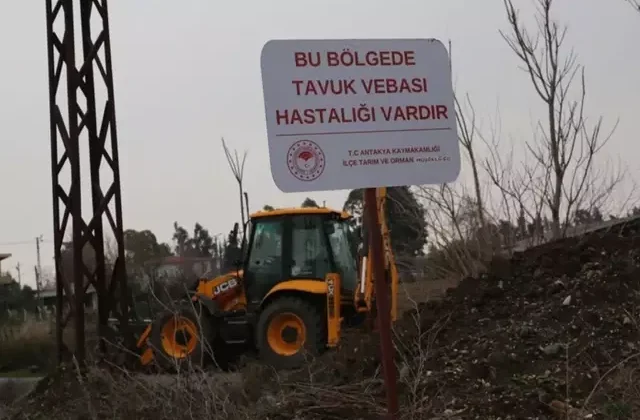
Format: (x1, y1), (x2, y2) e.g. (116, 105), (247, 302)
(309, 220), (640, 418)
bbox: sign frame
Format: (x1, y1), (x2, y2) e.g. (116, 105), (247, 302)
(260, 38), (460, 192)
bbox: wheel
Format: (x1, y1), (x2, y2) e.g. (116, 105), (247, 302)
(149, 303), (212, 371)
(255, 297), (325, 369)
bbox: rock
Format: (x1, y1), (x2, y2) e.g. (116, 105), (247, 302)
(548, 280), (565, 295)
(519, 326), (536, 338)
(540, 343), (564, 356)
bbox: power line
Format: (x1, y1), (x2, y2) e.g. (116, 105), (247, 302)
(0, 238), (52, 246)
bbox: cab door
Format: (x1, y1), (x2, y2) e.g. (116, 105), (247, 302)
(289, 215), (332, 280)
(243, 217), (286, 306)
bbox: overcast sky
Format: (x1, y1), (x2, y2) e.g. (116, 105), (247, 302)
(1, 0), (638, 288)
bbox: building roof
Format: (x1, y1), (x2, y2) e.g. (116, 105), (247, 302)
(40, 284), (96, 299)
(250, 207), (350, 220)
(0, 253), (11, 261)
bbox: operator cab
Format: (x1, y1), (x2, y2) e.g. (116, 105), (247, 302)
(242, 207), (358, 307)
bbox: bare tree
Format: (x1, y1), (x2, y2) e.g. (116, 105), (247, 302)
(450, 39), (487, 246)
(416, 184), (488, 279)
(481, 108), (551, 246)
(455, 94), (486, 236)
(627, 0), (640, 13)
(221, 137), (248, 228)
(501, 0), (619, 238)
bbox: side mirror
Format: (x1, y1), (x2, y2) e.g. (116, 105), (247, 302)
(231, 222), (239, 242)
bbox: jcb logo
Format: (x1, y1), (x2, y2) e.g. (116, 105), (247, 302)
(213, 278), (239, 296)
(327, 278), (334, 297)
(327, 277), (335, 317)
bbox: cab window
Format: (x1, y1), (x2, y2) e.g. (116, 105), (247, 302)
(290, 216), (331, 279)
(247, 219), (283, 274)
(325, 219), (358, 291)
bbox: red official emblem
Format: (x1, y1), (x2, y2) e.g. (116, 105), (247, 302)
(287, 140), (325, 181)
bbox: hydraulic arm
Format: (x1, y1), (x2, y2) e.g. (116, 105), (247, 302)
(354, 187), (399, 321)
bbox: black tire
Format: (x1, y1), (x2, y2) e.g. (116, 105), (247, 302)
(255, 296), (325, 370)
(149, 302), (213, 371)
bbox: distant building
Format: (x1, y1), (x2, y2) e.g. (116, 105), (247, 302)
(39, 284), (98, 311)
(154, 256), (220, 279)
(0, 254), (19, 312)
(140, 256), (221, 290)
(0, 253), (11, 275)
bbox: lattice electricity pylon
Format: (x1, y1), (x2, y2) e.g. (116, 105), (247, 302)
(45, 0), (130, 364)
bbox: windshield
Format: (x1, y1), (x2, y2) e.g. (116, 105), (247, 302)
(326, 219), (358, 292)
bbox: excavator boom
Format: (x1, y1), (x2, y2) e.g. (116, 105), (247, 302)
(354, 187), (399, 321)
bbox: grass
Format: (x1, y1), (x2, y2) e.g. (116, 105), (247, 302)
(0, 318), (55, 375)
(0, 370), (43, 379)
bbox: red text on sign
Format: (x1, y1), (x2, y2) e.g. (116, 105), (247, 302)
(291, 78), (428, 96)
(380, 105), (447, 122)
(275, 105), (448, 125)
(294, 50), (416, 68)
(361, 78), (427, 94)
(276, 105), (377, 125)
(291, 79), (357, 96)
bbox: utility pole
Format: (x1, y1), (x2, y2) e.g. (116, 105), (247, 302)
(15, 263), (21, 287)
(35, 235), (43, 300)
(36, 235), (43, 275)
(45, 0), (131, 364)
(34, 265), (44, 312)
(35, 266), (41, 299)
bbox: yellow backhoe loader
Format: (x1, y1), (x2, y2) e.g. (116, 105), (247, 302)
(136, 187), (398, 369)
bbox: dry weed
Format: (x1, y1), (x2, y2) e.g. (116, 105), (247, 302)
(0, 318), (55, 374)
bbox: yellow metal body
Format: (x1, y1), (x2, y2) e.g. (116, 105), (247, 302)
(193, 270), (247, 311)
(325, 273), (341, 347)
(266, 312), (307, 356)
(137, 196), (398, 366)
(261, 279), (328, 301)
(250, 206), (351, 220)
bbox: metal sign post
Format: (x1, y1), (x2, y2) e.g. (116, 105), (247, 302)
(364, 187), (399, 418)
